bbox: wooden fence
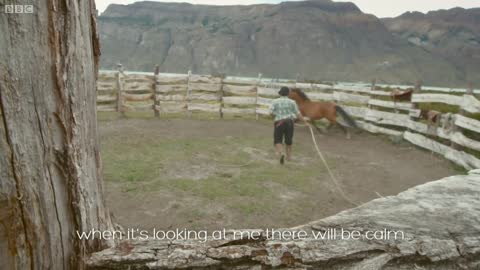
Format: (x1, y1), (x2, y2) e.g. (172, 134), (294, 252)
(96, 67), (480, 170)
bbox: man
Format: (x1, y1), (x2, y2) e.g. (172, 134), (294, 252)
(270, 87), (310, 164)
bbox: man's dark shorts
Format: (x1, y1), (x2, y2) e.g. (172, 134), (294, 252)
(273, 119), (294, 145)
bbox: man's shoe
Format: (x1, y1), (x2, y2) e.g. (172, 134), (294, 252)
(280, 155), (285, 165)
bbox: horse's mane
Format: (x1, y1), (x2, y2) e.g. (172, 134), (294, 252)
(291, 88), (310, 101)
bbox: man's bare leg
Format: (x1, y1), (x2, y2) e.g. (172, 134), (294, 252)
(275, 143), (285, 164)
(286, 145), (292, 161)
(275, 143), (284, 156)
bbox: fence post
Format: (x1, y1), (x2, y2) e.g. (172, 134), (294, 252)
(368, 78), (376, 110)
(116, 64), (125, 117)
(451, 82), (474, 150)
(153, 65), (160, 117)
(414, 80), (422, 93)
(219, 76), (224, 119)
(407, 80), (422, 134)
(467, 82), (474, 95)
(411, 79), (422, 115)
(186, 70), (192, 118)
(255, 73), (263, 120)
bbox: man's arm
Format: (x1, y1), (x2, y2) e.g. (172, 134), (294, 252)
(269, 102), (276, 118)
(297, 112), (310, 126)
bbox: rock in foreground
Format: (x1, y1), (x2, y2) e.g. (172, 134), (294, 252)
(87, 171), (480, 269)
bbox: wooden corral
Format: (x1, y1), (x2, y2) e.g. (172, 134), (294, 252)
(97, 70), (480, 170)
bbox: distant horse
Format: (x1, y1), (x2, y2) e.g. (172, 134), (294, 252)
(419, 109), (441, 124)
(391, 88), (413, 102)
(288, 88), (358, 139)
(419, 109), (443, 134)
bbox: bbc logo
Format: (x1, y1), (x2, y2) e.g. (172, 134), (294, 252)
(5, 5), (34, 14)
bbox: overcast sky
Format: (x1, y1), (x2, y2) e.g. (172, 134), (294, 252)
(95, 0), (480, 18)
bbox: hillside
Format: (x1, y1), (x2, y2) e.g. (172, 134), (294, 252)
(98, 0), (474, 87)
(383, 8), (480, 87)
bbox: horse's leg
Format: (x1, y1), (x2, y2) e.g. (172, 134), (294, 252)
(324, 112), (336, 136)
(326, 122), (334, 131)
(304, 120), (325, 137)
(337, 123), (350, 139)
(312, 121), (326, 134)
(312, 109), (328, 134)
(325, 107), (337, 130)
(304, 108), (325, 135)
(327, 107), (350, 139)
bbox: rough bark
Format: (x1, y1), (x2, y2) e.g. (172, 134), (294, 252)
(87, 171), (480, 269)
(0, 1), (113, 269)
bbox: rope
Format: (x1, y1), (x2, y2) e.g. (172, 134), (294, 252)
(307, 125), (359, 207)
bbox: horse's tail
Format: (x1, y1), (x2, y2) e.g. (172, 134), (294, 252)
(335, 105), (358, 128)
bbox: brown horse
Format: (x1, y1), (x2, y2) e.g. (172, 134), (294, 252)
(391, 88), (413, 102)
(288, 88), (358, 138)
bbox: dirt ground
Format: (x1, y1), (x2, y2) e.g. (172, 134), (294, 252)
(99, 115), (460, 232)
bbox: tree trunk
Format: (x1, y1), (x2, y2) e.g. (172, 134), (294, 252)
(0, 1), (113, 269)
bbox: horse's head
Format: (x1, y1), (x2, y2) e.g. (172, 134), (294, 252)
(288, 88), (310, 102)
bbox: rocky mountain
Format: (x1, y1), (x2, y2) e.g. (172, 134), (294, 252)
(383, 8), (480, 87)
(98, 0), (477, 87)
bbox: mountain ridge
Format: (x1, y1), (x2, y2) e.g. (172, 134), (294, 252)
(383, 7), (480, 87)
(98, 0), (479, 87)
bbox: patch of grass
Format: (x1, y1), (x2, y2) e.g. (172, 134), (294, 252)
(418, 102), (480, 121)
(100, 126), (326, 216)
(229, 201), (270, 215)
(453, 165), (469, 174)
(464, 112), (480, 122)
(97, 111), (121, 121)
(418, 103), (460, 114)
